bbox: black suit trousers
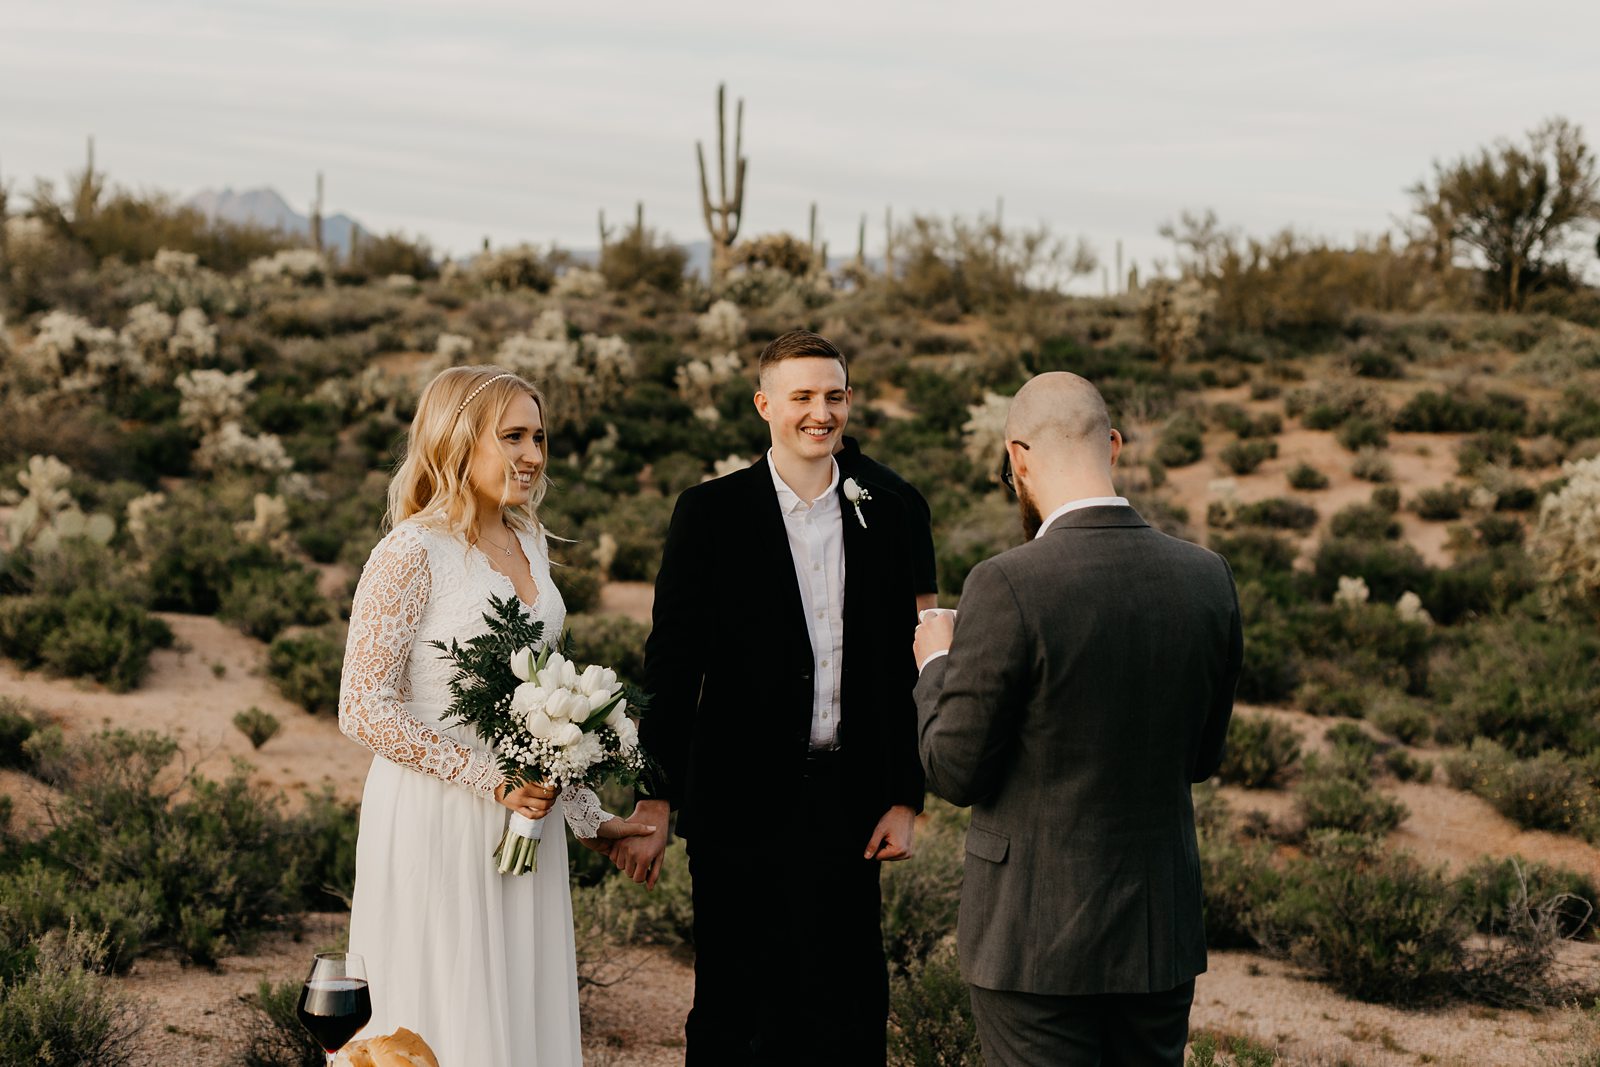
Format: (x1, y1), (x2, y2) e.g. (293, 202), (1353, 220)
(684, 754), (889, 1067)
(969, 980), (1195, 1067)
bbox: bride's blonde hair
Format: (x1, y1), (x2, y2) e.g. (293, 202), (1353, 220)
(386, 365), (550, 542)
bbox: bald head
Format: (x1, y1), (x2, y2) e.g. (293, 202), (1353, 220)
(1005, 372), (1113, 466)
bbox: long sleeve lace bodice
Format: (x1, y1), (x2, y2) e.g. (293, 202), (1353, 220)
(338, 519), (612, 838)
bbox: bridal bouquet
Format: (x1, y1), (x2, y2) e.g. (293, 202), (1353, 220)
(430, 594), (653, 874)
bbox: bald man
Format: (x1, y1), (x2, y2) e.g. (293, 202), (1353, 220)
(911, 372), (1242, 1067)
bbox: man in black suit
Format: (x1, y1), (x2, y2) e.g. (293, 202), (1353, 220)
(912, 372), (1241, 1067)
(836, 435), (939, 615)
(617, 330), (925, 1064)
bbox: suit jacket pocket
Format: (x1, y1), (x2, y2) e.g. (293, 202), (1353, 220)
(965, 825), (1009, 863)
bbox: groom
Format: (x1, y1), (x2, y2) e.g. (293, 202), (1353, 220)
(912, 372), (1242, 1066)
(622, 330), (925, 1064)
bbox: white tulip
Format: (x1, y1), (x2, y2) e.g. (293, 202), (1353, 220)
(587, 689), (614, 713)
(509, 646), (538, 682)
(553, 722), (583, 747)
(525, 711), (556, 739)
(604, 704), (626, 729)
(616, 717), (638, 750)
(509, 682), (547, 715)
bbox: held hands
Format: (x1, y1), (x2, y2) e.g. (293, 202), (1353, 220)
(610, 799), (670, 889)
(864, 804), (917, 861)
(912, 608), (956, 671)
(581, 814), (660, 859)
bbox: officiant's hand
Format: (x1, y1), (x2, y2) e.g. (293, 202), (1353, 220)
(611, 799), (670, 888)
(913, 609), (955, 671)
(496, 781), (559, 820)
(864, 804), (916, 861)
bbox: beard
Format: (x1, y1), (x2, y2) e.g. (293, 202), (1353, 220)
(1016, 477), (1044, 541)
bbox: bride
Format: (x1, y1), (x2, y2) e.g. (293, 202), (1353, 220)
(338, 365), (653, 1064)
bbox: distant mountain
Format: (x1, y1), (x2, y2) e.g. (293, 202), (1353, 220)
(187, 187), (364, 257)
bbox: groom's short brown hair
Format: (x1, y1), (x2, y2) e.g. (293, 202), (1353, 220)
(758, 330), (849, 388)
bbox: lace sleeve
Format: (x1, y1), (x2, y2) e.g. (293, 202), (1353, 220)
(561, 786), (616, 839)
(338, 527), (506, 800)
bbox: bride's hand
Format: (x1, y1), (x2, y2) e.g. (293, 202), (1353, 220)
(496, 781), (559, 820)
(596, 818), (658, 842)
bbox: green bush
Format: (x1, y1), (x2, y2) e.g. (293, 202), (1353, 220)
(1413, 483), (1473, 521)
(1368, 695), (1433, 745)
(0, 698), (40, 771)
(1311, 538), (1431, 604)
(266, 627), (345, 715)
(0, 927), (143, 1067)
(1395, 388), (1528, 434)
(1328, 502), (1400, 540)
(563, 613), (648, 690)
(887, 939), (981, 1067)
(1156, 413), (1206, 468)
(1216, 714), (1302, 788)
(1234, 497), (1317, 531)
(233, 706), (282, 750)
(1286, 462), (1329, 490)
(1444, 739), (1600, 838)
(1349, 447), (1393, 483)
(238, 978), (324, 1067)
(1212, 404), (1282, 439)
(1427, 546), (1537, 625)
(0, 588), (174, 692)
(0, 862), (161, 979)
(1435, 616), (1600, 755)
(1456, 431), (1526, 475)
(219, 566), (332, 642)
(881, 800), (966, 970)
(1294, 756), (1407, 836)
(1335, 416), (1389, 452)
(1197, 825), (1282, 950)
(1219, 438), (1277, 475)
(1454, 856), (1599, 939)
(1186, 1030), (1280, 1067)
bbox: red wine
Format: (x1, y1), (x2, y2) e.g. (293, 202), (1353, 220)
(296, 978), (372, 1053)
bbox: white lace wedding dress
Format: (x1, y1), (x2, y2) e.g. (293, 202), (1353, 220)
(340, 517), (608, 1066)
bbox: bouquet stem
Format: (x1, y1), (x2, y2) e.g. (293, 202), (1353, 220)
(494, 812), (545, 875)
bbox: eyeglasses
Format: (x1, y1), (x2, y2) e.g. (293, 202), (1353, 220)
(999, 440), (1030, 494)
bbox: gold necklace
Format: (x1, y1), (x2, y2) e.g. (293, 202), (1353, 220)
(479, 529), (517, 558)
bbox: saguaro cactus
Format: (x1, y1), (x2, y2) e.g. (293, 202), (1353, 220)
(697, 83), (747, 282)
(311, 172), (325, 253)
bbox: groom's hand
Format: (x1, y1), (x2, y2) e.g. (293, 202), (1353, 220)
(611, 799), (670, 889)
(864, 804), (917, 861)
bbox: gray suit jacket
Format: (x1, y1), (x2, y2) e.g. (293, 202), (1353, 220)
(915, 505), (1241, 996)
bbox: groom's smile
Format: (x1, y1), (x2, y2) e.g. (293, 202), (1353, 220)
(755, 356), (852, 470)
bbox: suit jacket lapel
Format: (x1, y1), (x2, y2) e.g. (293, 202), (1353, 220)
(746, 456), (812, 670)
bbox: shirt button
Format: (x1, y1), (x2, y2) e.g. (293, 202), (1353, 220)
(813, 563), (821, 571)
(820, 659), (829, 668)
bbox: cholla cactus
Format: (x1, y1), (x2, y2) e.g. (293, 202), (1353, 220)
(248, 248), (328, 284)
(962, 391), (1011, 467)
(1532, 456), (1600, 616)
(196, 421), (293, 474)
(168, 308), (217, 365)
(25, 310), (140, 392)
(1142, 277), (1216, 367)
(436, 332), (474, 363)
(120, 303), (175, 360)
(233, 492), (292, 550)
(472, 245), (550, 291)
(696, 299), (747, 348)
(675, 351), (744, 424)
(1334, 575), (1371, 606)
(17, 455), (73, 517)
(126, 492), (166, 554)
(152, 247), (199, 277)
(594, 532), (619, 578)
(709, 454), (751, 480)
(1396, 591), (1433, 626)
(7, 455), (115, 551)
(552, 268), (607, 299)
(383, 274), (418, 290)
(495, 309), (634, 429)
(177, 368), (254, 435)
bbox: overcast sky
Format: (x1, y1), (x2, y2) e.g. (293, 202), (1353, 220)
(4, 1), (1599, 282)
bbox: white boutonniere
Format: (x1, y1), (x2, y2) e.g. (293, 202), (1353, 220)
(842, 477), (872, 529)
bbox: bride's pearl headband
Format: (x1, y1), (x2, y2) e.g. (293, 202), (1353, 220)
(455, 373), (515, 416)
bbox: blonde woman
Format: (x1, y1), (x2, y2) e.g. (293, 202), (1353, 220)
(338, 366), (651, 1065)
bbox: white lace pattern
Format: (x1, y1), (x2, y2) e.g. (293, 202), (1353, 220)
(338, 518), (611, 838)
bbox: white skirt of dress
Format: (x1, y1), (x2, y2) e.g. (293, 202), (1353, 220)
(347, 756), (583, 1067)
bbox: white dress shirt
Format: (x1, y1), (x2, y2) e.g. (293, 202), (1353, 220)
(769, 451), (847, 750)
(916, 494), (1130, 674)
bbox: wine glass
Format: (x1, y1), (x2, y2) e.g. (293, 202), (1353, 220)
(296, 952), (372, 1064)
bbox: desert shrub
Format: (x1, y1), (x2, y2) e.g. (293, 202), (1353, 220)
(1210, 533), (1297, 594)
(599, 225), (687, 292)
(582, 495), (675, 583)
(0, 587), (174, 692)
(886, 939), (981, 1067)
(255, 291), (407, 339)
(1395, 388), (1529, 434)
(1156, 412), (1206, 468)
(238, 978), (323, 1067)
(1324, 722), (1379, 764)
(1474, 512), (1526, 547)
(289, 786), (359, 912)
(550, 559), (603, 616)
(563, 613), (648, 689)
(1233, 497), (1317, 531)
(1368, 695), (1433, 745)
(1414, 483), (1473, 521)
(1311, 538), (1431, 604)
(1286, 462), (1329, 490)
(1216, 714), (1302, 788)
(1235, 587), (1302, 703)
(1349, 446), (1394, 483)
(1276, 843), (1465, 1004)
(1186, 1031), (1280, 1067)
(0, 927), (143, 1067)
(936, 493), (1019, 596)
(1212, 404), (1282, 439)
(0, 862), (162, 978)
(1197, 826), (1283, 950)
(232, 707), (281, 750)
(1328, 502), (1399, 540)
(1427, 545), (1537, 624)
(1293, 756), (1407, 836)
(218, 566), (331, 642)
(1444, 739), (1600, 838)
(1383, 748), (1434, 783)
(1541, 386), (1600, 444)
(570, 840), (694, 954)
(1457, 431), (1526, 475)
(266, 627), (345, 715)
(1344, 336), (1404, 379)
(1370, 485), (1401, 512)
(1335, 415), (1388, 452)
(1454, 857), (1599, 939)
(1434, 616), (1600, 754)
(1285, 380), (1389, 430)
(0, 698), (40, 771)
(1219, 438), (1278, 475)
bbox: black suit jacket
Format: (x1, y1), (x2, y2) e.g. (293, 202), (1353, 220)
(915, 506), (1242, 995)
(642, 456), (925, 844)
